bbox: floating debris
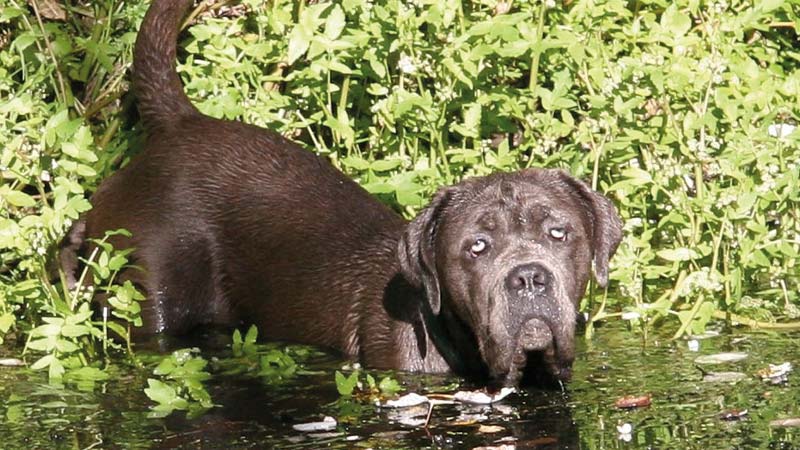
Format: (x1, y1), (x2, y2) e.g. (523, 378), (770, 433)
(292, 416), (337, 432)
(307, 431), (342, 439)
(472, 445), (516, 450)
(386, 404), (430, 427)
(757, 362), (792, 384)
(451, 412), (489, 425)
(382, 392), (430, 408)
(478, 425), (505, 434)
(719, 409), (748, 421)
(689, 330), (721, 340)
(614, 394), (652, 409)
(453, 387), (515, 405)
(694, 352), (748, 365)
(702, 371), (748, 383)
(770, 418), (800, 428)
(0, 358), (25, 367)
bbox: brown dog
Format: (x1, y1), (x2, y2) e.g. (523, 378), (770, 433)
(61, 0), (622, 386)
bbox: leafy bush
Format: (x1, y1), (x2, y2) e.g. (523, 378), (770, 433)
(1, 0), (799, 379)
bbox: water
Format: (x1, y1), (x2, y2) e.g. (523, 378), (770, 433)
(1, 325), (798, 449)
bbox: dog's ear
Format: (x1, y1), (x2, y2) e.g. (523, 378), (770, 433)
(397, 188), (453, 315)
(587, 190), (623, 287)
(562, 173), (623, 287)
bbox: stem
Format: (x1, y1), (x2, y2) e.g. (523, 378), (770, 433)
(29, 0), (69, 105)
(528, 1), (547, 92)
(70, 246), (100, 311)
(338, 74), (352, 155)
(672, 293), (705, 339)
(713, 310), (800, 331)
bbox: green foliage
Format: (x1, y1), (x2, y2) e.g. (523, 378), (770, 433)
(1, 0), (147, 376)
(144, 348), (213, 418)
(22, 229), (143, 381)
(1, 0), (800, 381)
(220, 325), (299, 383)
(335, 367), (402, 398)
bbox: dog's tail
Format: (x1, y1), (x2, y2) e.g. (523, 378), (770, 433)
(133, 0), (199, 129)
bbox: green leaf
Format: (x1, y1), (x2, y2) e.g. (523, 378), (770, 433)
(60, 324), (90, 338)
(760, 0), (785, 13)
(657, 248), (700, 262)
(335, 370), (359, 396)
(49, 358), (65, 380)
(66, 366), (110, 381)
(661, 4), (691, 37)
(144, 378), (178, 405)
(154, 358), (177, 376)
(324, 5), (346, 40)
(0, 313), (15, 334)
(30, 354), (55, 370)
(244, 325), (258, 344)
(3, 190), (36, 207)
(287, 27), (310, 64)
(378, 376), (402, 395)
(370, 159), (401, 172)
(31, 323), (62, 338)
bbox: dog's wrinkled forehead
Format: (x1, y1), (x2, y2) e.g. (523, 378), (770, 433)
(444, 171), (594, 233)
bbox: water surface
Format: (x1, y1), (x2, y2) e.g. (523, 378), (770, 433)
(1, 325), (798, 449)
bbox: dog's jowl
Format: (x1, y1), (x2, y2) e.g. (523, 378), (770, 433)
(61, 0), (623, 386)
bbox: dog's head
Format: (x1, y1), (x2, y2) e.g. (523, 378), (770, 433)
(398, 168), (622, 386)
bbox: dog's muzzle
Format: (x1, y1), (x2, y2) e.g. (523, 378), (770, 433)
(501, 262), (575, 385)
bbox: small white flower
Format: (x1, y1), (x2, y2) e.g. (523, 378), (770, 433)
(768, 123), (796, 138)
(617, 423), (633, 434)
(625, 217), (643, 229)
(40, 170), (51, 182)
(398, 54), (416, 74)
(617, 422), (633, 442)
(545, 0), (556, 8)
(687, 339), (700, 352)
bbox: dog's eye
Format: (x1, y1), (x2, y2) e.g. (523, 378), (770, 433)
(469, 239), (488, 256)
(549, 227), (567, 241)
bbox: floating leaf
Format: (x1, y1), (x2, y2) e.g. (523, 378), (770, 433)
(0, 358), (25, 367)
(694, 352), (748, 365)
(454, 387), (515, 405)
(381, 392), (429, 408)
(702, 371), (747, 383)
(292, 416), (337, 432)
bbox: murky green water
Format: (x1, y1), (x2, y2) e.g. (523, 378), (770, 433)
(1, 325), (798, 449)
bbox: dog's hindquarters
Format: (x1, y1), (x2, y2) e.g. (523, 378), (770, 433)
(58, 218), (87, 291)
(133, 0), (199, 131)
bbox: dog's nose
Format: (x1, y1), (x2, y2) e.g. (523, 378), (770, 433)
(505, 263), (551, 294)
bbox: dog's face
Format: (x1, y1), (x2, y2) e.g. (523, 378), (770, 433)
(398, 169), (622, 386)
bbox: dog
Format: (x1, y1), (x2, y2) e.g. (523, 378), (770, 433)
(60, 0), (622, 386)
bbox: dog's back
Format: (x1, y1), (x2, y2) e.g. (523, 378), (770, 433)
(60, 0), (406, 346)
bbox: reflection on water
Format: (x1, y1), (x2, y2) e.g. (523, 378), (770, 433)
(0, 324), (798, 449)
